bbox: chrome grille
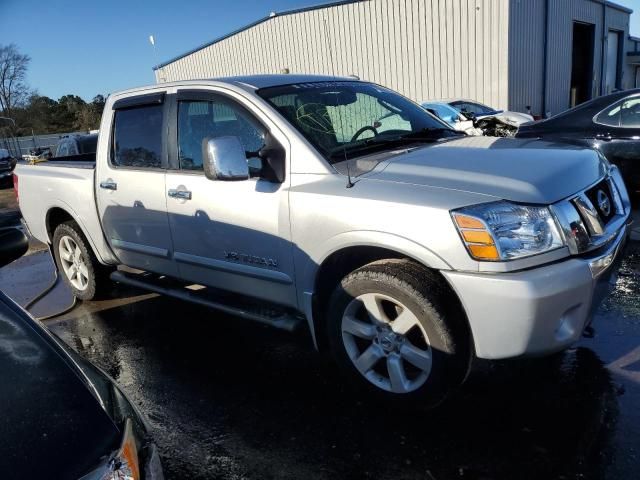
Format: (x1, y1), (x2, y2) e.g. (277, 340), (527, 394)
(551, 169), (629, 256)
(572, 178), (618, 235)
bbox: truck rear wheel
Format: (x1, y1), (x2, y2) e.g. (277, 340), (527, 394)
(326, 259), (470, 406)
(53, 221), (110, 301)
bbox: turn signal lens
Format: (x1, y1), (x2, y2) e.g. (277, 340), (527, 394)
(468, 244), (500, 260)
(452, 212), (500, 261)
(453, 214), (485, 229)
(461, 230), (493, 244)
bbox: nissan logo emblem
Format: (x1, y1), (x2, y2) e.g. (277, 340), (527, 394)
(597, 189), (611, 216)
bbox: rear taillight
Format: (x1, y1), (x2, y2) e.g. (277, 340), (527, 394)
(12, 173), (18, 203)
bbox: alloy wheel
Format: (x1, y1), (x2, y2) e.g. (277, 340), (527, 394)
(341, 292), (432, 393)
(58, 235), (89, 291)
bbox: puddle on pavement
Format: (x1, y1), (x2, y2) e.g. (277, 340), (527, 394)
(0, 249), (75, 319)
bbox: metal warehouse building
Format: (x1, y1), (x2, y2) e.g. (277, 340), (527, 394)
(153, 0), (636, 117)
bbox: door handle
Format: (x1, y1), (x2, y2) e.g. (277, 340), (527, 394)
(168, 189), (192, 200)
(99, 180), (118, 190)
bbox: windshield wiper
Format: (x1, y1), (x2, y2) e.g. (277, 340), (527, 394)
(397, 127), (464, 139)
(328, 127), (461, 161)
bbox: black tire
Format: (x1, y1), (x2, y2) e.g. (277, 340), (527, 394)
(326, 258), (471, 406)
(52, 221), (111, 301)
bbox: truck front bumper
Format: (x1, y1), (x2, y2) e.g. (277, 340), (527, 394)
(442, 225), (628, 360)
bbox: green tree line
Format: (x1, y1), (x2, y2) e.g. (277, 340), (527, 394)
(11, 93), (106, 135)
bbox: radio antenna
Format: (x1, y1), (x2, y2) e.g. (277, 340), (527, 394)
(322, 18), (337, 78)
(323, 17), (354, 188)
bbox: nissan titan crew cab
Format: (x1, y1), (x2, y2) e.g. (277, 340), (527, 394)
(16, 75), (631, 404)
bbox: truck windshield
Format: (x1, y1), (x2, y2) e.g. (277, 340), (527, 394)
(258, 82), (459, 162)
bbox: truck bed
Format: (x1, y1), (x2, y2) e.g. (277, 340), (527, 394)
(26, 152), (96, 168)
(14, 160), (115, 265)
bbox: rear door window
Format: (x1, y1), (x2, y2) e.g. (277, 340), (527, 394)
(112, 104), (163, 168)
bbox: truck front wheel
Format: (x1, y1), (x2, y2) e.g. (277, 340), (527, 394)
(53, 221), (110, 301)
(326, 259), (470, 406)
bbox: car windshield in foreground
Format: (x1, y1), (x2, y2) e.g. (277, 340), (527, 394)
(258, 81), (459, 162)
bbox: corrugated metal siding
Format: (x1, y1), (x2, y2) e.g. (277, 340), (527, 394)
(155, 0), (510, 108)
(509, 0), (633, 116)
(508, 0), (546, 114)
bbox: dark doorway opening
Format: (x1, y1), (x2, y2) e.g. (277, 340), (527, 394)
(570, 22), (595, 107)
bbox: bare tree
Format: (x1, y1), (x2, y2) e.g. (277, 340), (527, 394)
(0, 44), (31, 120)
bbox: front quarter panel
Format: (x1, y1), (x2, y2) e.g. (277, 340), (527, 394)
(290, 172), (496, 299)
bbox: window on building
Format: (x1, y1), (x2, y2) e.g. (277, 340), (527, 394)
(605, 30), (623, 94)
(177, 99), (265, 171)
(112, 105), (163, 168)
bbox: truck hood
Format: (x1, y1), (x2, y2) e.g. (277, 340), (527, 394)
(366, 136), (608, 204)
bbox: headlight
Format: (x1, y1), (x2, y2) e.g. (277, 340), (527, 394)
(452, 201), (564, 261)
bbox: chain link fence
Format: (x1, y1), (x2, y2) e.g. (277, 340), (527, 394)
(0, 131), (92, 158)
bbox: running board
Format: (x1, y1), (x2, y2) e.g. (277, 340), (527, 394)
(110, 270), (304, 332)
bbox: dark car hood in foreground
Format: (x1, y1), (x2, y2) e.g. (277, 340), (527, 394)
(367, 136), (608, 204)
(0, 293), (120, 479)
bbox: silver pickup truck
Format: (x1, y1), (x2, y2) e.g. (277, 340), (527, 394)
(16, 75), (631, 403)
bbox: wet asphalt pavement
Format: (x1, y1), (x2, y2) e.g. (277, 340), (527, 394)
(1, 207), (639, 479)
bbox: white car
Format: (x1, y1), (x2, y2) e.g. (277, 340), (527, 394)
(421, 102), (483, 136)
(445, 99), (534, 125)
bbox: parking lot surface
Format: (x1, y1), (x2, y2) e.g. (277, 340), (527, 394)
(0, 231), (637, 480)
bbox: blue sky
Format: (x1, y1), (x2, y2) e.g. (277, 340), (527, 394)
(1, 0), (639, 102)
(0, 0), (337, 101)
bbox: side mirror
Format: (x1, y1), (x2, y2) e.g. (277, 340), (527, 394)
(0, 228), (28, 268)
(202, 136), (249, 181)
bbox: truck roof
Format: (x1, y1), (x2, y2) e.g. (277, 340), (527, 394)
(112, 74), (360, 97)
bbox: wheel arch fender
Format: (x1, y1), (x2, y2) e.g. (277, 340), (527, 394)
(297, 230), (453, 350)
(45, 201), (115, 265)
